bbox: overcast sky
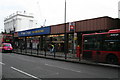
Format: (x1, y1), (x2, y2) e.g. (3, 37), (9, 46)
(0, 0), (120, 32)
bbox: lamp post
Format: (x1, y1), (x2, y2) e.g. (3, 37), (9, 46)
(12, 19), (15, 51)
(64, 0), (67, 59)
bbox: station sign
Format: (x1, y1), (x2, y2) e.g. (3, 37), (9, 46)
(69, 22), (75, 31)
(18, 27), (50, 37)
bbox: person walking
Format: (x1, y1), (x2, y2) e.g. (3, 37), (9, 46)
(50, 44), (54, 53)
(37, 43), (40, 52)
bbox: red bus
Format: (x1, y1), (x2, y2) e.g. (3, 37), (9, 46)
(82, 29), (120, 64)
(2, 34), (12, 43)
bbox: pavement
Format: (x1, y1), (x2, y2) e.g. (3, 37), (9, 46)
(13, 49), (120, 68)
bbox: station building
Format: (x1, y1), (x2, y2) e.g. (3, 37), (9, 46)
(14, 16), (120, 53)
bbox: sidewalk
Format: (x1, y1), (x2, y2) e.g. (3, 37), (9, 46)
(13, 49), (120, 68)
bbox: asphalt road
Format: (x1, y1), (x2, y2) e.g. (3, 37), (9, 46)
(1, 52), (120, 80)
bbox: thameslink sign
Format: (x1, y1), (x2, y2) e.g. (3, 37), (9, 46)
(18, 27), (50, 37)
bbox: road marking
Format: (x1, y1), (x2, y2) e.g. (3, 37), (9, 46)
(11, 67), (40, 80)
(0, 62), (5, 65)
(98, 63), (120, 68)
(45, 63), (81, 73)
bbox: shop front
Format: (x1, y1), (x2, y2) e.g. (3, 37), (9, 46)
(50, 23), (79, 59)
(47, 34), (64, 52)
(17, 27), (50, 54)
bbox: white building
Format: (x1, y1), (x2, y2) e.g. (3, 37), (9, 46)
(4, 11), (37, 33)
(118, 1), (120, 18)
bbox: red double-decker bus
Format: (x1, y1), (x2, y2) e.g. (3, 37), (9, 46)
(82, 29), (120, 64)
(2, 34), (12, 43)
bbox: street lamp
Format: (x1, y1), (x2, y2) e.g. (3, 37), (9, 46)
(12, 19), (15, 50)
(64, 0), (67, 59)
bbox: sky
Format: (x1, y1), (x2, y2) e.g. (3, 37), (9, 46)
(0, 0), (120, 32)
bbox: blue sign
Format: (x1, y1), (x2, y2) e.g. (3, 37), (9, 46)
(18, 27), (50, 37)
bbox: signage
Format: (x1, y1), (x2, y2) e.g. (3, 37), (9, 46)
(74, 33), (77, 40)
(6, 40), (10, 42)
(14, 32), (18, 37)
(69, 22), (75, 31)
(110, 34), (119, 36)
(18, 27), (50, 37)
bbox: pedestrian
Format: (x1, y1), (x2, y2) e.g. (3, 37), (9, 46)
(50, 44), (54, 53)
(30, 42), (32, 49)
(37, 43), (39, 52)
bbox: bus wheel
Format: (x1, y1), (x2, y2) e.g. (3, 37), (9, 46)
(106, 54), (118, 64)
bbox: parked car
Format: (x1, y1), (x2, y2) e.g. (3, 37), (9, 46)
(0, 43), (13, 53)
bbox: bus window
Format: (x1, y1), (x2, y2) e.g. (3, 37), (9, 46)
(102, 33), (120, 51)
(83, 35), (101, 50)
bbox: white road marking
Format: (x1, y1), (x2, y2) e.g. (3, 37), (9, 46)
(11, 67), (40, 79)
(0, 62), (5, 65)
(45, 63), (81, 73)
(98, 63), (120, 68)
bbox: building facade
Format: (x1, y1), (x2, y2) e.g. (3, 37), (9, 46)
(4, 11), (37, 33)
(13, 16), (120, 64)
(118, 1), (120, 19)
(14, 16), (120, 53)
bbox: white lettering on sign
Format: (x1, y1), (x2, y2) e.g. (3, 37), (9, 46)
(110, 34), (119, 36)
(21, 32), (26, 35)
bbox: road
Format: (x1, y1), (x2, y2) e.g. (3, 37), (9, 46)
(1, 52), (120, 80)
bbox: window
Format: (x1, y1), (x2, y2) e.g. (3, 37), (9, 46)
(4, 44), (11, 47)
(83, 33), (120, 51)
(83, 35), (101, 50)
(84, 35), (96, 50)
(102, 33), (120, 51)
